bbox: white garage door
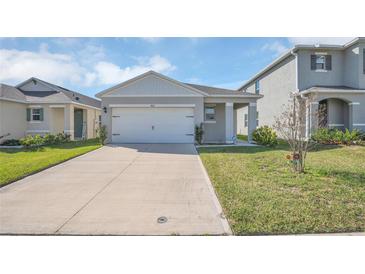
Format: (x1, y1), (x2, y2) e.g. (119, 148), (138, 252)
(111, 107), (195, 143)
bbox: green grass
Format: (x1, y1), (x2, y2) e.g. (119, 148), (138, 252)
(198, 144), (365, 235)
(0, 139), (101, 186)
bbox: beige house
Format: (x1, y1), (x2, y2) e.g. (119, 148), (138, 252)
(96, 71), (262, 144)
(0, 78), (101, 143)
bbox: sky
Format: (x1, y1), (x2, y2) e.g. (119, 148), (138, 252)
(0, 37), (353, 98)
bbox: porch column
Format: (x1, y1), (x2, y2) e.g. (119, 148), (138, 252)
(225, 102), (235, 143)
(247, 102), (257, 143)
(309, 102), (319, 136)
(64, 104), (74, 140)
(348, 102), (360, 131)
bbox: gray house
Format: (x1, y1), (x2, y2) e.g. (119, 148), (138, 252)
(0, 78), (101, 143)
(96, 71), (262, 144)
(237, 37), (365, 136)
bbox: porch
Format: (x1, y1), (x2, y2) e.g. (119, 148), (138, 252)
(202, 100), (258, 144)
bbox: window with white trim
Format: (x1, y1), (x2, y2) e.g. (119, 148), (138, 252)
(315, 55), (326, 70)
(31, 108), (41, 121)
(205, 106), (216, 121)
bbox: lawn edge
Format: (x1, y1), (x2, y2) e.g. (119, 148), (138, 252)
(195, 146), (233, 235)
(0, 145), (103, 189)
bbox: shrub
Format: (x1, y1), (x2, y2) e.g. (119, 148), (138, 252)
(43, 134), (56, 145)
(97, 125), (107, 145)
(195, 123), (204, 144)
(20, 135), (44, 148)
(252, 126), (278, 147)
(19, 133), (71, 148)
(1, 139), (21, 146)
(312, 128), (363, 145)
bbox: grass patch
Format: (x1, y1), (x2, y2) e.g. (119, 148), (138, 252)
(198, 144), (365, 235)
(0, 139), (101, 186)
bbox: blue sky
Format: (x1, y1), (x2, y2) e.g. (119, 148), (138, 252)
(0, 37), (353, 98)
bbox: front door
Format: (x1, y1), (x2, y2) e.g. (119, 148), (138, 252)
(74, 109), (83, 138)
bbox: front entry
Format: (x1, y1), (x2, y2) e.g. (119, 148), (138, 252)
(74, 109), (83, 138)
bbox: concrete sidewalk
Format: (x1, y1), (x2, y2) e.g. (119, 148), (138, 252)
(0, 144), (231, 235)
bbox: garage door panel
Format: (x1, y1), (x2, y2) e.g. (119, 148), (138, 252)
(111, 107), (194, 143)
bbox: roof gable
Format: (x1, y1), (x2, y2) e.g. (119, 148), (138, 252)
(96, 71), (206, 98)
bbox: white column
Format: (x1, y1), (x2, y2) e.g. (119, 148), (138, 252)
(247, 102), (257, 143)
(348, 102), (360, 131)
(309, 102), (319, 136)
(64, 104), (74, 140)
(225, 102), (234, 144)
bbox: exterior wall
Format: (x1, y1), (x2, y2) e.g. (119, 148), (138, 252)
(327, 98), (348, 129)
(203, 103), (226, 143)
(86, 108), (101, 139)
(359, 42), (365, 88)
(297, 49), (344, 90)
(344, 44), (360, 88)
(238, 55), (297, 134)
(101, 97), (204, 143)
(0, 100), (27, 142)
(50, 107), (65, 134)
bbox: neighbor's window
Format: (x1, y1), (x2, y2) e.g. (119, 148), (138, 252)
(31, 108), (42, 121)
(205, 106), (216, 121)
(311, 54), (332, 71)
(255, 80), (260, 94)
(244, 112), (259, 127)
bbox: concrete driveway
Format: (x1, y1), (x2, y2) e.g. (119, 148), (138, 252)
(0, 144), (231, 235)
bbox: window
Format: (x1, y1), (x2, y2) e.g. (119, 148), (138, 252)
(244, 112), (259, 127)
(255, 80), (260, 94)
(311, 54), (332, 71)
(205, 106), (216, 121)
(31, 108), (42, 121)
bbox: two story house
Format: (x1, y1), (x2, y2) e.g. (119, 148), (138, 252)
(237, 37), (365, 137)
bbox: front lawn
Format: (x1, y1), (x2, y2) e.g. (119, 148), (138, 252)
(198, 144), (365, 235)
(0, 139), (101, 186)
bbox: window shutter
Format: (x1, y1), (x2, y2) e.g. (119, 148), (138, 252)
(39, 108), (44, 121)
(311, 55), (316, 70)
(325, 55), (332, 70)
(26, 108), (31, 121)
(363, 49), (365, 74)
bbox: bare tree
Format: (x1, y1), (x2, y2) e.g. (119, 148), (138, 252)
(273, 93), (317, 173)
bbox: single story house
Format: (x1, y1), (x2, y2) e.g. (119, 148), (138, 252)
(96, 71), (262, 144)
(0, 78), (101, 143)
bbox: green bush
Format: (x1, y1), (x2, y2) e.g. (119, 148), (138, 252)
(312, 128), (363, 145)
(1, 139), (21, 146)
(252, 126), (278, 147)
(20, 133), (71, 148)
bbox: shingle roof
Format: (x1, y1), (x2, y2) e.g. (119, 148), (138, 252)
(32, 79), (101, 108)
(184, 83), (259, 97)
(1, 78), (101, 108)
(0, 84), (26, 102)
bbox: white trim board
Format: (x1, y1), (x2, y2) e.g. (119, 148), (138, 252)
(26, 130), (50, 133)
(109, 104), (195, 108)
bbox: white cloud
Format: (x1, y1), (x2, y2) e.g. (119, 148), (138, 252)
(140, 37), (162, 43)
(288, 37), (354, 46)
(0, 45), (175, 87)
(92, 55), (176, 85)
(261, 41), (289, 57)
(0, 46), (86, 85)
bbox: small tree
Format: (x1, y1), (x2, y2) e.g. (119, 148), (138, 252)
(195, 123), (204, 144)
(97, 125), (107, 145)
(274, 93), (316, 173)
